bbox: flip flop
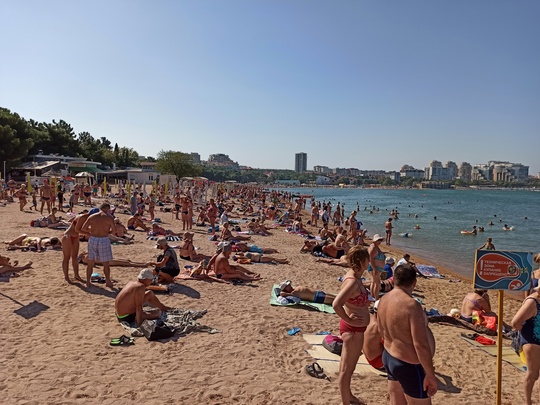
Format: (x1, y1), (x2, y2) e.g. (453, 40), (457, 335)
(305, 362), (330, 380)
(110, 335), (135, 346)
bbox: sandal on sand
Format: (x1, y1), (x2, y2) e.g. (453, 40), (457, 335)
(305, 362), (329, 380)
(460, 332), (479, 340)
(110, 335), (135, 346)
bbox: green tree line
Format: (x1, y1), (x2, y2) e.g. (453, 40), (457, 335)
(1, 107), (140, 170)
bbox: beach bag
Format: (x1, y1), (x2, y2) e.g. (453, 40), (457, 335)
(510, 330), (522, 355)
(322, 334), (343, 356)
(140, 319), (175, 341)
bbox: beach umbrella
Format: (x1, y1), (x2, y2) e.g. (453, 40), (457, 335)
(75, 172), (94, 178)
(27, 172), (31, 192)
(102, 177), (107, 197)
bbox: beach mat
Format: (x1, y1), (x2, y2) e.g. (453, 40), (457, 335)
(269, 285), (335, 314)
(416, 264), (445, 278)
(459, 335), (526, 372)
(303, 334), (386, 376)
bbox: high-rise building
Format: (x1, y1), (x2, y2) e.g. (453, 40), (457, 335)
(458, 162), (472, 182)
(295, 153), (307, 173)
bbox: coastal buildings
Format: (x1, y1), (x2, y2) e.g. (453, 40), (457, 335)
(295, 152), (307, 173)
(400, 165), (425, 179)
(472, 161), (529, 182)
(206, 153), (239, 169)
(424, 160), (455, 181)
(458, 162), (472, 182)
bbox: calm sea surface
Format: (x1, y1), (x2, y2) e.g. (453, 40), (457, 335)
(276, 188), (540, 279)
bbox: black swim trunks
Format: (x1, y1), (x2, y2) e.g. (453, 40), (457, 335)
(157, 267), (180, 278)
(382, 350), (428, 399)
(116, 313), (136, 324)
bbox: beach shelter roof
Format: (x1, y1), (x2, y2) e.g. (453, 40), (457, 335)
(41, 169), (62, 177)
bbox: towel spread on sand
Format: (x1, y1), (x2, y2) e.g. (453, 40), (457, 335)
(416, 264), (445, 278)
(269, 284), (336, 314)
(120, 308), (220, 337)
(459, 335), (526, 372)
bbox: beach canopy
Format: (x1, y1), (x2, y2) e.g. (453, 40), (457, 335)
(41, 169), (62, 177)
(75, 171), (94, 178)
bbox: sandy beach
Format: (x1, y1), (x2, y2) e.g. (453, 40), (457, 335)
(0, 195), (529, 405)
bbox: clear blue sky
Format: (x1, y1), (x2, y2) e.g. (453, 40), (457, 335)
(1, 1), (539, 174)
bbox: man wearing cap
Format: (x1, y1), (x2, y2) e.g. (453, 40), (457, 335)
(214, 242), (261, 281)
(384, 257), (395, 280)
(80, 203), (116, 288)
(149, 237), (180, 284)
(278, 280), (336, 305)
(114, 268), (172, 325)
(396, 254), (427, 279)
(378, 264), (437, 403)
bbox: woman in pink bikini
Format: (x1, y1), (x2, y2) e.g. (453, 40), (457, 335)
(333, 245), (371, 405)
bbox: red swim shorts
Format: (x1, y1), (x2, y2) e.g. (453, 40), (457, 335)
(339, 319), (367, 335)
(366, 353), (384, 370)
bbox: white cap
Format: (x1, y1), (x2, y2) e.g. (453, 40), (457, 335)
(138, 268), (154, 280)
(372, 234), (384, 242)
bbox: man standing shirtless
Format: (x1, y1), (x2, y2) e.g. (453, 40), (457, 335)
(385, 218), (393, 246)
(40, 180), (54, 214)
(80, 203), (116, 288)
(377, 264), (437, 404)
(114, 268), (171, 325)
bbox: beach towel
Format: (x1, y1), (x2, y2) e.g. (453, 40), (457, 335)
(146, 235), (182, 242)
(302, 334), (386, 376)
(459, 335), (526, 372)
(122, 308), (219, 339)
(269, 284), (336, 314)
(428, 315), (497, 336)
(416, 264), (445, 278)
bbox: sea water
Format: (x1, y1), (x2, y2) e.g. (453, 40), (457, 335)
(276, 188), (540, 279)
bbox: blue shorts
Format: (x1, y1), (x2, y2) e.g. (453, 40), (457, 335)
(313, 291), (326, 304)
(249, 245), (263, 254)
(382, 350), (428, 399)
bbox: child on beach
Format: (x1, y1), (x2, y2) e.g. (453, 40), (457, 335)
(30, 190), (38, 211)
(332, 245), (371, 405)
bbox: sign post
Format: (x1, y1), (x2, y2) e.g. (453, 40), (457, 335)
(473, 250), (533, 405)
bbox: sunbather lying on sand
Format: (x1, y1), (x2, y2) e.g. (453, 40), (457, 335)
(278, 280), (335, 304)
(315, 255), (348, 267)
(4, 234), (61, 252)
(0, 254), (33, 276)
(232, 242), (278, 254)
(233, 252), (289, 264)
(78, 252), (151, 267)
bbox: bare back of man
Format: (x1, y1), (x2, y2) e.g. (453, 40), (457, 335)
(378, 285), (436, 404)
(80, 206), (116, 288)
(115, 279), (170, 325)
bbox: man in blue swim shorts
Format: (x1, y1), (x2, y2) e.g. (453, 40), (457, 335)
(278, 280), (335, 305)
(377, 264), (437, 403)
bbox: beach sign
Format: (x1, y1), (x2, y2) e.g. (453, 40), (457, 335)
(473, 250), (533, 291)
